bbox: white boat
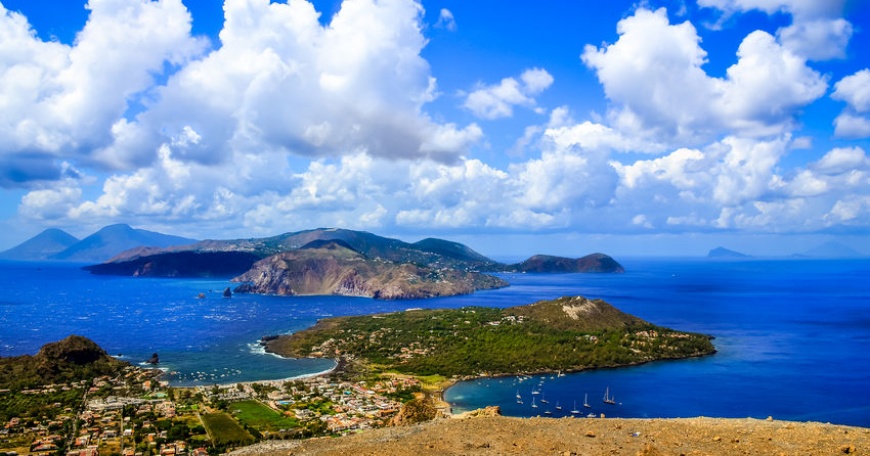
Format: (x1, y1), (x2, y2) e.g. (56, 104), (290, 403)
(587, 412), (597, 418)
(516, 389), (521, 399)
(603, 387), (616, 405)
(555, 401), (562, 410)
(570, 400), (580, 414)
(540, 392), (549, 404)
(531, 397), (538, 408)
(583, 393), (591, 408)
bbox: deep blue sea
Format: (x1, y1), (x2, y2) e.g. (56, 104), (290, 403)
(1, 258), (868, 427)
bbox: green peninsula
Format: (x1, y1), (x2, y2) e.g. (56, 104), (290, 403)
(264, 296), (716, 377)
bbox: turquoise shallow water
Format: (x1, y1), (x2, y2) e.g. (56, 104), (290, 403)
(1, 258), (868, 426)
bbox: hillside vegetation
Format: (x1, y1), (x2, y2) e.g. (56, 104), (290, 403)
(265, 296), (715, 377)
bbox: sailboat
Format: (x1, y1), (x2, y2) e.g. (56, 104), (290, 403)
(540, 392), (549, 404)
(531, 397), (538, 408)
(583, 393), (591, 408)
(603, 386), (616, 405)
(570, 400), (580, 414)
(555, 401), (562, 410)
(516, 389), (521, 399)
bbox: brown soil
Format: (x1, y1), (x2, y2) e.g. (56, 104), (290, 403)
(229, 415), (868, 455)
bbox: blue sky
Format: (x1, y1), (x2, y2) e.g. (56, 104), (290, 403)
(1, 0), (869, 257)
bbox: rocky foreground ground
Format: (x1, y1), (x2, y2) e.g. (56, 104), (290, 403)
(229, 414), (868, 455)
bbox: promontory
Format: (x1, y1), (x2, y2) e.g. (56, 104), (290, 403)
(264, 295), (715, 377)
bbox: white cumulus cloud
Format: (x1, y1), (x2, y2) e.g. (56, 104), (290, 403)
(0, 0), (205, 185)
(98, 0), (480, 169)
(463, 68), (554, 120)
(582, 7), (826, 144)
(832, 69), (870, 138)
(699, 0), (852, 60)
(434, 8), (456, 31)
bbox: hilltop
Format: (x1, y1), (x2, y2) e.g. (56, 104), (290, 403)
(0, 335), (129, 390)
(232, 240), (508, 299)
(264, 296), (714, 377)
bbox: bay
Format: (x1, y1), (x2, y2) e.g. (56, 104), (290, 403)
(1, 258), (868, 427)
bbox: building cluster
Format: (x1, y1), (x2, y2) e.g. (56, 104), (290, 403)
(213, 374), (420, 435)
(2, 367), (420, 456)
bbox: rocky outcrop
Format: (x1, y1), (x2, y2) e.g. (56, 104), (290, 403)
(389, 397), (441, 426)
(232, 241), (508, 300)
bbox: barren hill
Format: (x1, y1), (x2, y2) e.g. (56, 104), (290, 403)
(228, 415), (868, 455)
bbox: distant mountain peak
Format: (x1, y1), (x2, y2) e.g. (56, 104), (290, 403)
(0, 228), (79, 261)
(48, 224), (197, 263)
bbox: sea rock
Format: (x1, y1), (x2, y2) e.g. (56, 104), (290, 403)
(146, 353), (159, 365)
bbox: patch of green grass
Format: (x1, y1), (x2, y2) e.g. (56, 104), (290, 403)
(200, 412), (254, 446)
(229, 400), (300, 431)
(417, 374), (448, 385)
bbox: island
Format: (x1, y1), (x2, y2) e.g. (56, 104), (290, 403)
(263, 295), (716, 377)
(83, 227), (625, 300)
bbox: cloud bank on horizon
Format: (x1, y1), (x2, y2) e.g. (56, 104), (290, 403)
(0, 0), (868, 251)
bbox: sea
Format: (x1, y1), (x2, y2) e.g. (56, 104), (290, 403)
(1, 258), (868, 427)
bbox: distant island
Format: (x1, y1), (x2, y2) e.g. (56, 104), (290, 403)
(80, 227), (624, 300)
(707, 247), (752, 259)
(264, 295), (715, 377)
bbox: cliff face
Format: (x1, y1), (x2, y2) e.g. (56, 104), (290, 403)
(232, 241), (508, 300)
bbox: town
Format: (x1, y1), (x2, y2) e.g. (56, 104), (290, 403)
(0, 365), (422, 456)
